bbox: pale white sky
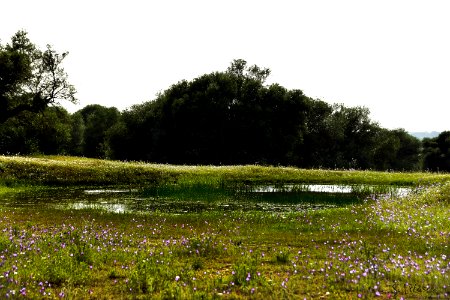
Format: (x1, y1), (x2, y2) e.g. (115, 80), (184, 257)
(1, 0), (449, 132)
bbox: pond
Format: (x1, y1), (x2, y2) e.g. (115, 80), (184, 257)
(0, 184), (411, 214)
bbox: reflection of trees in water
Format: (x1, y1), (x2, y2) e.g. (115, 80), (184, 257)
(4, 184), (410, 213)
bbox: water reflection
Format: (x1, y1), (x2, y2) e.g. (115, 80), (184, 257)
(250, 184), (411, 196)
(84, 189), (138, 194)
(252, 184), (354, 193)
(68, 202), (127, 213)
(1, 184), (411, 214)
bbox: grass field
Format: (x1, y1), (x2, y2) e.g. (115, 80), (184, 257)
(0, 156), (449, 299)
(1, 155), (448, 188)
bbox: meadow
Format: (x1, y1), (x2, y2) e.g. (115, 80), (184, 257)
(0, 156), (449, 299)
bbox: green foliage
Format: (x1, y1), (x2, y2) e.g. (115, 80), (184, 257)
(423, 131), (450, 172)
(69, 112), (85, 156)
(128, 255), (181, 295)
(231, 256), (259, 286)
(372, 129), (422, 171)
(108, 61), (306, 165)
(0, 234), (10, 252)
(274, 248), (291, 264)
(40, 250), (90, 286)
(104, 59), (425, 171)
(71, 104), (120, 158)
(0, 42), (437, 170)
(0, 107), (72, 155)
(0, 30), (76, 124)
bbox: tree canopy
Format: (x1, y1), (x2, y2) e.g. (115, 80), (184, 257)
(0, 30), (76, 123)
(105, 60), (425, 170)
(0, 39), (446, 172)
(423, 131), (450, 172)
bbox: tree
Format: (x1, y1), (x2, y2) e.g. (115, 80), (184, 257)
(69, 112), (85, 156)
(226, 59), (271, 83)
(371, 129), (421, 171)
(390, 129), (421, 170)
(423, 131), (450, 172)
(104, 58), (421, 170)
(318, 104), (379, 169)
(0, 30), (76, 123)
(107, 101), (163, 161)
(300, 98), (334, 167)
(31, 107), (72, 154)
(73, 105), (120, 158)
(109, 60), (309, 166)
(0, 106), (72, 155)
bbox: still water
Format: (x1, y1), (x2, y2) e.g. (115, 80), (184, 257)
(1, 184), (410, 214)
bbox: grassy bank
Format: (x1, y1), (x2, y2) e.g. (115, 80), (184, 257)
(1, 155), (449, 189)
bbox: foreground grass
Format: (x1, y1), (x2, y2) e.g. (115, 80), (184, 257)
(1, 155), (449, 188)
(0, 182), (449, 299)
(0, 156), (449, 298)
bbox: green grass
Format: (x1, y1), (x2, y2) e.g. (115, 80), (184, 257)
(0, 182), (449, 299)
(0, 155), (449, 298)
(1, 155), (449, 189)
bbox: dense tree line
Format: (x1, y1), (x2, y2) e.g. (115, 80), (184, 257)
(1, 32), (448, 171)
(422, 132), (450, 172)
(1, 58), (448, 171)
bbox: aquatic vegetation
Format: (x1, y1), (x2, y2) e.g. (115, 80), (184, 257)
(0, 156), (449, 298)
(0, 183), (447, 298)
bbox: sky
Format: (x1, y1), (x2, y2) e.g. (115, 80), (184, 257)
(1, 0), (449, 132)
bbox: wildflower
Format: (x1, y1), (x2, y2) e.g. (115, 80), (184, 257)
(175, 275), (180, 281)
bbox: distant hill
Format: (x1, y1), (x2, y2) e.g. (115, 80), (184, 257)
(409, 131), (440, 139)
